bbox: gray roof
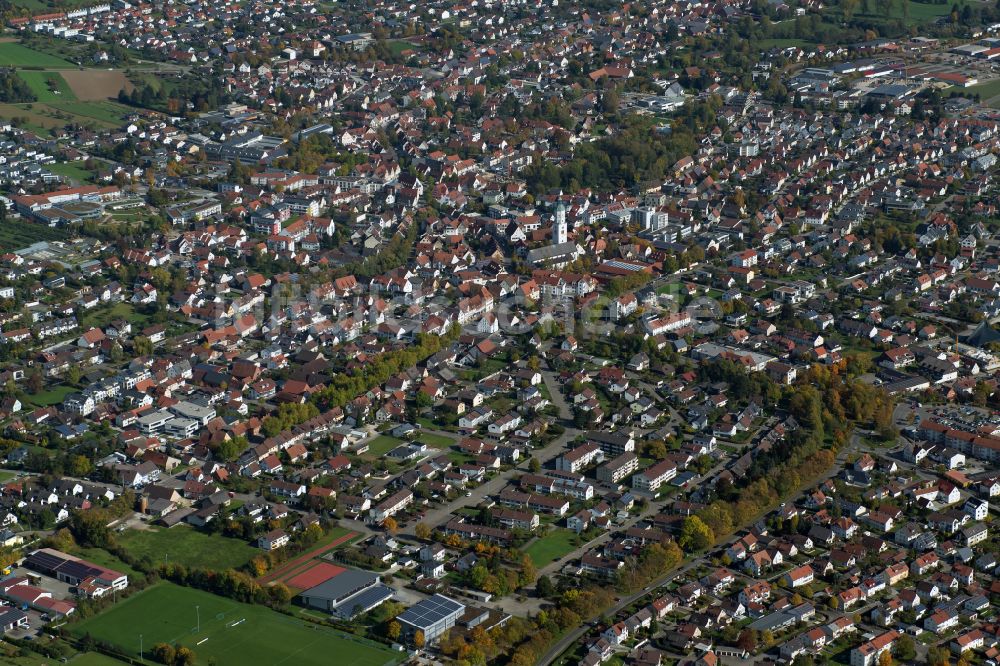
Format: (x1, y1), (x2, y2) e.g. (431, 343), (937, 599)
(526, 241), (579, 264)
(301, 568), (380, 605)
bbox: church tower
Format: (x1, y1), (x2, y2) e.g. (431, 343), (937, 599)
(553, 202), (567, 245)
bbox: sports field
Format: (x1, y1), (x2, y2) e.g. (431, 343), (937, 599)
(72, 583), (403, 666)
(285, 561), (345, 591)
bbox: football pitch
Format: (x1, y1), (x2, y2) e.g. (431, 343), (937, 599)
(72, 583), (403, 666)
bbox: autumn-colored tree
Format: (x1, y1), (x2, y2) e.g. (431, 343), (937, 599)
(383, 516), (398, 533)
(413, 629), (425, 649)
(878, 649), (894, 666)
(269, 582), (292, 606)
(387, 620), (401, 641)
(174, 646), (196, 666)
(678, 515), (715, 552)
(151, 643), (175, 665)
(736, 629), (758, 653)
(414, 522), (431, 540)
(249, 556), (269, 577)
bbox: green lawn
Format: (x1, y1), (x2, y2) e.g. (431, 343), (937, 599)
(418, 432), (455, 449)
(385, 40), (420, 56)
(828, 0), (961, 23)
(0, 43), (74, 68)
(81, 302), (149, 330)
(902, 0), (956, 20)
(117, 525), (259, 571)
(71, 583), (403, 666)
(72, 546), (142, 579)
(9, 0), (95, 11)
(364, 435), (403, 457)
(18, 70), (76, 103)
(956, 78), (1000, 106)
(46, 160), (93, 183)
(26, 384), (76, 408)
(523, 529), (579, 567)
(758, 38), (816, 49)
(47, 100), (132, 125)
(71, 652), (130, 666)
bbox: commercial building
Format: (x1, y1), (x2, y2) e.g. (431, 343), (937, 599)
(395, 594), (465, 644)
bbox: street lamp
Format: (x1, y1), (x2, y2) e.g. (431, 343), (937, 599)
(196, 605), (200, 632)
(139, 634), (143, 660)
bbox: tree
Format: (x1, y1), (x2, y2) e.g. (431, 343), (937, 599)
(413, 630), (425, 649)
(679, 515), (715, 552)
(151, 643), (175, 665)
(383, 516), (398, 533)
(519, 554), (537, 587)
(68, 455), (92, 478)
(269, 582), (292, 606)
(529, 457), (541, 473)
(601, 88), (619, 114)
(737, 628), (758, 653)
(174, 646), (196, 666)
(387, 620), (401, 641)
(133, 335), (153, 357)
(26, 370), (42, 395)
(878, 650), (893, 666)
(927, 646), (951, 666)
(536, 574), (555, 597)
(69, 509), (113, 548)
(644, 440), (668, 459)
(414, 522), (431, 540)
(894, 634), (916, 662)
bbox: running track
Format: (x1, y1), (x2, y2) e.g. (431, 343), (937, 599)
(258, 531), (357, 585)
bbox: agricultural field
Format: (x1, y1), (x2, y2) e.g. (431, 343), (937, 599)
(61, 69), (133, 101)
(0, 219), (69, 250)
(0, 99), (132, 136)
(47, 100), (133, 125)
(0, 43), (75, 68)
(823, 0), (962, 24)
(523, 529), (580, 567)
(72, 583), (404, 666)
(8, 0), (95, 11)
(18, 70), (75, 103)
(117, 525), (259, 571)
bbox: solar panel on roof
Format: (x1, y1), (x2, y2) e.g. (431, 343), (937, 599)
(57, 561), (101, 580)
(397, 594), (463, 628)
(25, 552), (65, 572)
